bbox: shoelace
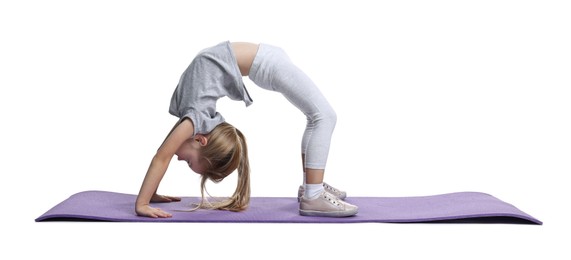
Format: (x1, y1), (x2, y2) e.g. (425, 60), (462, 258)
(323, 183), (335, 191)
(323, 183), (341, 194)
(322, 192), (341, 206)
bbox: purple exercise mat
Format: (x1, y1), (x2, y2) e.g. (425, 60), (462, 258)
(35, 190), (542, 224)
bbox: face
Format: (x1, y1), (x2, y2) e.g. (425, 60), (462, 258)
(175, 138), (207, 174)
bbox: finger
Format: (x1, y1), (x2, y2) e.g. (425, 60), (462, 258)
(154, 208), (172, 218)
(145, 211), (159, 218)
(168, 196), (182, 202)
(162, 195), (182, 202)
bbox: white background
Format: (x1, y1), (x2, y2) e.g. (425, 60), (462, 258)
(1, 0), (570, 259)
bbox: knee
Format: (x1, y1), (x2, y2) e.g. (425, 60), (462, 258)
(325, 108), (337, 127)
(312, 107), (337, 129)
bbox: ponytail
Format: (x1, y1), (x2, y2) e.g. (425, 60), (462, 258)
(193, 122), (251, 212)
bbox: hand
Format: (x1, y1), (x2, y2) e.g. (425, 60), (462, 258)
(136, 204), (173, 218)
(135, 194), (181, 218)
(150, 193), (182, 203)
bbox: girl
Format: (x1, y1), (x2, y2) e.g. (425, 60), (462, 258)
(135, 41), (358, 218)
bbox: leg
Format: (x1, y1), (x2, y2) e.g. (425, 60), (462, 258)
(250, 44), (337, 181)
(302, 154), (324, 184)
(304, 169), (324, 184)
(248, 44), (357, 216)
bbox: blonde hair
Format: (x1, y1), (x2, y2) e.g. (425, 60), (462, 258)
(193, 122), (250, 212)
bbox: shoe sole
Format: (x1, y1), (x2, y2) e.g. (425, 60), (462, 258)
(299, 208), (358, 217)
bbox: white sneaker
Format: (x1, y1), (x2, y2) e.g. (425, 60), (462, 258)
(299, 191), (358, 217)
(297, 182), (347, 202)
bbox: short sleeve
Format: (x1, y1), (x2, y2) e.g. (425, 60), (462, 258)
(180, 108), (225, 136)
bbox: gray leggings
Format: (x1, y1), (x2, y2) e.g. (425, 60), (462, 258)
(249, 44), (336, 169)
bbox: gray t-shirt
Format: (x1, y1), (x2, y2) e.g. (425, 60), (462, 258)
(169, 41), (253, 135)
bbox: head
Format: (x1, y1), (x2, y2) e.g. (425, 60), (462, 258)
(177, 122), (250, 211)
(175, 134), (209, 175)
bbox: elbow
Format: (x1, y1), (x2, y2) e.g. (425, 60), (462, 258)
(151, 153), (173, 167)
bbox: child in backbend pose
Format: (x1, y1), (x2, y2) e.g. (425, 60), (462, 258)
(135, 41), (358, 218)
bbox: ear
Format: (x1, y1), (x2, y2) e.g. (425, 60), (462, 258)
(195, 134), (208, 146)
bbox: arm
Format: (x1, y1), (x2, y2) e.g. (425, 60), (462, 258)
(135, 118), (194, 218)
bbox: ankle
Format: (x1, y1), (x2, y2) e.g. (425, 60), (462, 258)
(304, 183), (324, 199)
